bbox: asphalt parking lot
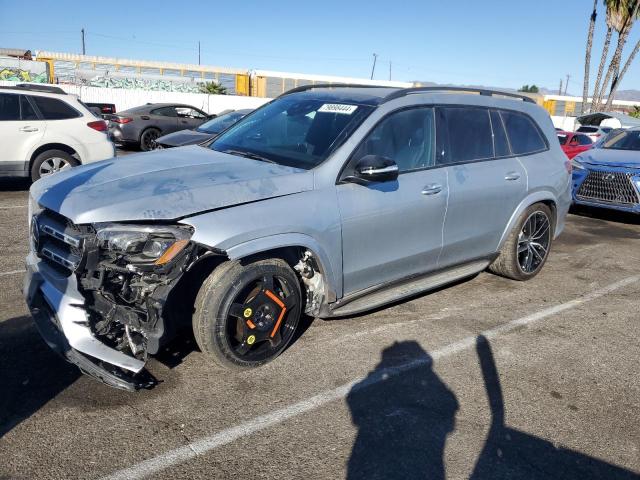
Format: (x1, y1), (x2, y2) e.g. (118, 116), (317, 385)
(0, 170), (639, 479)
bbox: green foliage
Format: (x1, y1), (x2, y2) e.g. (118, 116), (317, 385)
(518, 85), (539, 93)
(199, 82), (227, 95)
(629, 106), (640, 118)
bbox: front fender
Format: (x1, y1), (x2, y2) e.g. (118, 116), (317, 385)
(225, 233), (338, 303)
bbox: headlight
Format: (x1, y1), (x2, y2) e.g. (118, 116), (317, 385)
(571, 158), (586, 171)
(95, 224), (192, 265)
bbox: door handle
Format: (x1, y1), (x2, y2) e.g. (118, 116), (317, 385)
(19, 126), (39, 132)
(421, 184), (443, 195)
(504, 172), (521, 181)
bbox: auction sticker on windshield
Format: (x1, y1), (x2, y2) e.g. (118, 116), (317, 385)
(318, 104), (358, 114)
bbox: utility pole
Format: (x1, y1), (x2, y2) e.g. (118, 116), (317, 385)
(198, 41), (201, 65)
(81, 28), (86, 55)
(564, 74), (570, 95)
(370, 53), (378, 80)
(559, 79), (563, 96)
(389, 61), (392, 81)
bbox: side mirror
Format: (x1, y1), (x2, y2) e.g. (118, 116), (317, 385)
(350, 155), (399, 183)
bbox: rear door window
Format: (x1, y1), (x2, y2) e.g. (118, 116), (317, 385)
(0, 93), (20, 121)
(490, 110), (511, 157)
(436, 107), (493, 165)
(31, 96), (81, 120)
(20, 96), (39, 120)
(500, 110), (546, 155)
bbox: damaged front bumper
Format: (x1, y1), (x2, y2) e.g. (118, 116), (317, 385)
(24, 252), (155, 391)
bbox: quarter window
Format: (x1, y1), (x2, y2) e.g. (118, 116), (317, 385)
(500, 110), (546, 155)
(436, 107), (493, 165)
(0, 93), (20, 121)
(31, 96), (80, 120)
(352, 107), (435, 173)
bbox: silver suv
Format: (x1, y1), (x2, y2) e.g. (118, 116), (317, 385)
(24, 86), (571, 390)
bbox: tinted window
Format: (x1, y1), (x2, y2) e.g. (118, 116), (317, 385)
(197, 111), (245, 134)
(500, 110), (546, 155)
(577, 126), (598, 133)
(32, 96), (80, 120)
(436, 107), (493, 164)
(600, 127), (612, 133)
(352, 108), (435, 173)
(577, 134), (593, 146)
(211, 96), (373, 169)
(602, 129), (640, 151)
(557, 134), (568, 145)
(152, 106), (178, 117)
(20, 96), (38, 120)
(490, 110), (510, 157)
(0, 93), (20, 121)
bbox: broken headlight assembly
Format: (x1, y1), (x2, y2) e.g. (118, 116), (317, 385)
(95, 224), (192, 266)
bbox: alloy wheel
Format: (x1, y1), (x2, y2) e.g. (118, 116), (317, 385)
(39, 157), (72, 177)
(517, 211), (551, 274)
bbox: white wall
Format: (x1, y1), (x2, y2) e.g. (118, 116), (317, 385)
(551, 116), (577, 131)
(0, 80), (270, 114)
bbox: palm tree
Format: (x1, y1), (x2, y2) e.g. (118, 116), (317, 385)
(605, 36), (640, 109)
(595, 0), (640, 110)
(590, 0), (620, 111)
(199, 81), (227, 95)
(583, 0), (599, 114)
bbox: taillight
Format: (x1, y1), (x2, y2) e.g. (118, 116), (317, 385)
(112, 117), (133, 124)
(87, 120), (108, 132)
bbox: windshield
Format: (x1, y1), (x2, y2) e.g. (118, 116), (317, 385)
(602, 129), (640, 150)
(210, 96), (374, 169)
(197, 111), (246, 134)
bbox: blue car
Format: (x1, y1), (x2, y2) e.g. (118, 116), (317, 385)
(572, 128), (640, 213)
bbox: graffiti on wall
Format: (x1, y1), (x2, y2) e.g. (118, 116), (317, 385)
(74, 70), (203, 93)
(0, 67), (48, 82)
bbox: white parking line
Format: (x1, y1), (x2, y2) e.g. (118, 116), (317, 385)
(0, 269), (24, 277)
(102, 274), (640, 480)
(0, 205), (27, 210)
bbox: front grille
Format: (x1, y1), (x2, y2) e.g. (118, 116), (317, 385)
(576, 170), (640, 205)
(32, 210), (84, 274)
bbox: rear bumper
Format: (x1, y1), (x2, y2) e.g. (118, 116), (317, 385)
(80, 139), (116, 164)
(23, 252), (152, 390)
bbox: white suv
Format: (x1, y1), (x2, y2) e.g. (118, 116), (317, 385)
(0, 84), (115, 181)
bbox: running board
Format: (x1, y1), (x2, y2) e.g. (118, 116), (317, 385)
(329, 260), (490, 317)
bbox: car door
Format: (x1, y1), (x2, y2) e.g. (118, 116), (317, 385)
(176, 107), (208, 130)
(0, 93), (46, 172)
(336, 107), (449, 295)
(150, 106), (179, 134)
(436, 107), (527, 268)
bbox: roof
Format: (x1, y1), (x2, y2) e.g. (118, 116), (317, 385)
(577, 111), (640, 128)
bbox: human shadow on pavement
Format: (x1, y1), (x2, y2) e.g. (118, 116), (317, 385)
(346, 341), (459, 480)
(470, 335), (639, 480)
(346, 337), (639, 480)
(0, 315), (79, 438)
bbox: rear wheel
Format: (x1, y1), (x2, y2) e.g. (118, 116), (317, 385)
(30, 149), (78, 182)
(488, 203), (553, 281)
(140, 128), (160, 151)
(193, 259), (302, 369)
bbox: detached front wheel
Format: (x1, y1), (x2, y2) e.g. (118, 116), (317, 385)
(193, 259), (302, 369)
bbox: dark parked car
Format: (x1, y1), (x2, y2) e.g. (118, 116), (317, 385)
(154, 108), (253, 149)
(107, 103), (212, 151)
(86, 102), (116, 118)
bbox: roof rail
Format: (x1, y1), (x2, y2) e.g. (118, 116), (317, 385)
(383, 86), (535, 103)
(14, 83), (67, 95)
(278, 83), (393, 97)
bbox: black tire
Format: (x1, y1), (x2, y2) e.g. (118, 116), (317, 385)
(193, 258), (302, 369)
(30, 149), (79, 182)
(140, 128), (160, 151)
(488, 203), (554, 281)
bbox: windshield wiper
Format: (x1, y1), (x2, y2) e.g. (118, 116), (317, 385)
(222, 149), (277, 164)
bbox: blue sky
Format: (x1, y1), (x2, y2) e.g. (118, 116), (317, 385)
(1, 0), (639, 94)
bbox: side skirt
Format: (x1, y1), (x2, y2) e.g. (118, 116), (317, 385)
(325, 258), (493, 318)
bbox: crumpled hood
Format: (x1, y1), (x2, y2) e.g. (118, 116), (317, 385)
(156, 129), (215, 147)
(576, 148), (640, 169)
(30, 145), (313, 224)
